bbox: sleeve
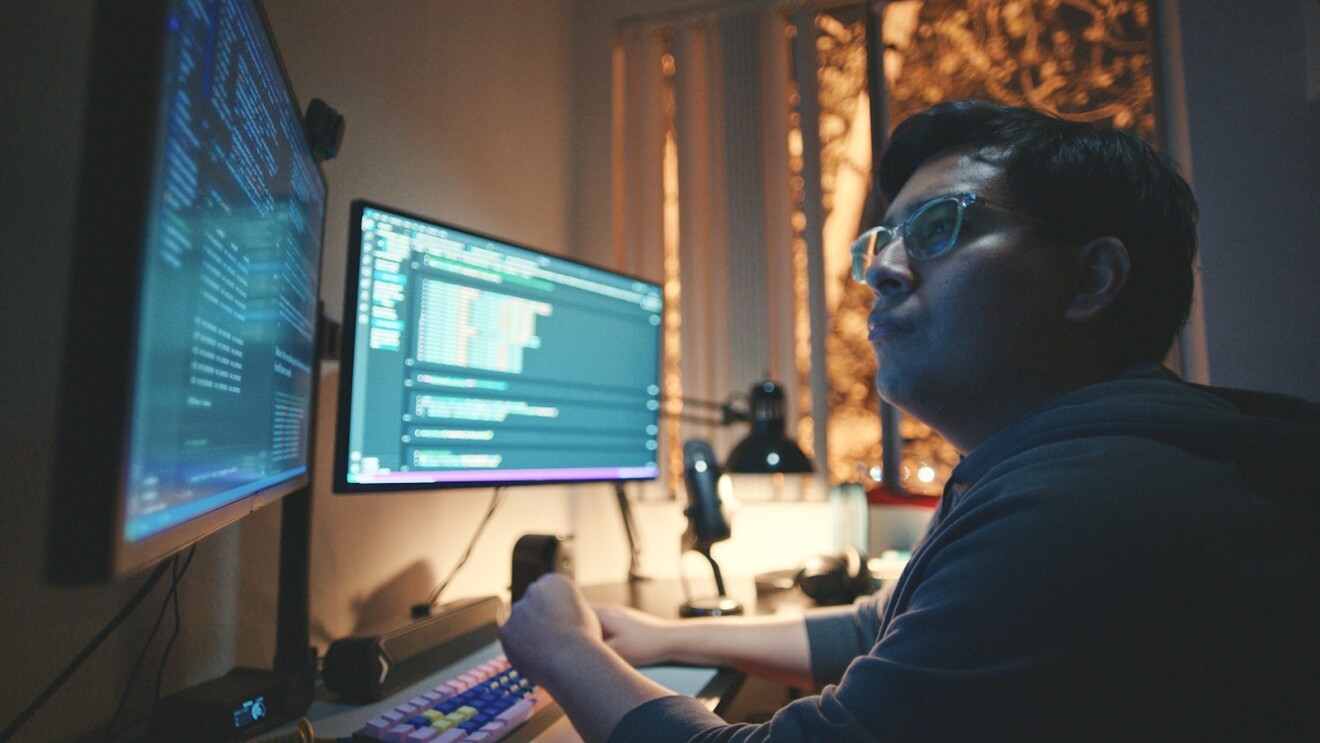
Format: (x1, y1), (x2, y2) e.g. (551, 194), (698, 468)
(607, 594), (897, 743)
(804, 596), (883, 687)
(607, 696), (727, 743)
(608, 692), (884, 743)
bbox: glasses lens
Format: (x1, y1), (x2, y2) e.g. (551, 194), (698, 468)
(850, 227), (893, 282)
(850, 195), (971, 281)
(905, 197), (964, 259)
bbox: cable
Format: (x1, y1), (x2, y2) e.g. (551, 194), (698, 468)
(413, 486), (508, 618)
(103, 552), (179, 741)
(0, 560), (171, 743)
(153, 547), (195, 703)
(103, 546), (196, 742)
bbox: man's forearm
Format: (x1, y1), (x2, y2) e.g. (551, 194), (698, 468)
(657, 609), (848, 689)
(535, 638), (677, 743)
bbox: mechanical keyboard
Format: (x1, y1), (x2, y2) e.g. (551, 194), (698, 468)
(350, 653), (552, 742)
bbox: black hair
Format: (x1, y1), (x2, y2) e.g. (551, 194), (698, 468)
(878, 99), (1199, 367)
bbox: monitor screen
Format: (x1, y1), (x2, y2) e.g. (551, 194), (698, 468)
(334, 201), (664, 491)
(47, 0), (326, 583)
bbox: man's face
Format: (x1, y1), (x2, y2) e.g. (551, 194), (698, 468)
(862, 149), (1079, 447)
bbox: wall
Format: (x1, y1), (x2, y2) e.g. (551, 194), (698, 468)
(257, 0), (589, 651)
(261, 0), (832, 655)
(1173, 0), (1320, 399)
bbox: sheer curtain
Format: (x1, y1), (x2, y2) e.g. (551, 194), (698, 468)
(614, 4), (821, 498)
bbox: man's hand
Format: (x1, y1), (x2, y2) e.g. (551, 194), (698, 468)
(499, 574), (675, 743)
(500, 573), (603, 687)
(595, 602), (679, 668)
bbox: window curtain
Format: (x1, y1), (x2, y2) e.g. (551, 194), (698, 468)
(614, 5), (822, 498)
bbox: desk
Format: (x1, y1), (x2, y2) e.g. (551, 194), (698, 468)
(295, 578), (801, 742)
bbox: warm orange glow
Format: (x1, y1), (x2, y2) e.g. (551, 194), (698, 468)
(660, 34), (684, 498)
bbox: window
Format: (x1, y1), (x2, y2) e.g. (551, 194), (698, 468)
(614, 0), (1156, 498)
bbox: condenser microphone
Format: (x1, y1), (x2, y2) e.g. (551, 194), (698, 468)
(680, 438), (742, 617)
(682, 439), (730, 552)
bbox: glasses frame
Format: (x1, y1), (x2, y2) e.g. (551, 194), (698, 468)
(850, 192), (984, 282)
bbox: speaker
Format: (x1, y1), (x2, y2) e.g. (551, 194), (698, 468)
(681, 438), (730, 552)
(510, 533), (574, 601)
(321, 595), (501, 701)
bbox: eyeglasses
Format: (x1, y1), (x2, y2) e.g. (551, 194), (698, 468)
(850, 192), (983, 282)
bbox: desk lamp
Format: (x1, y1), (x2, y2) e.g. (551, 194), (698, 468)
(725, 380), (814, 473)
(674, 379), (815, 473)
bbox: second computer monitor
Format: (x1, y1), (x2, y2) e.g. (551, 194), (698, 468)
(334, 201), (664, 492)
(46, 0), (327, 584)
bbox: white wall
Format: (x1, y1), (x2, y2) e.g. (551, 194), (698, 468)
(257, 0), (588, 649)
(0, 2), (595, 741)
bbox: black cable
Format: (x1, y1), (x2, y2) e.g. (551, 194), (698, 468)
(414, 487), (508, 617)
(103, 546), (196, 742)
(0, 560), (171, 743)
(154, 547), (195, 701)
(103, 553), (178, 741)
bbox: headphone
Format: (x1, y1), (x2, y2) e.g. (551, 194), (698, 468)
(795, 545), (873, 605)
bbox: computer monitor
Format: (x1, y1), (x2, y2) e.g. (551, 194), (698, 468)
(333, 201), (664, 492)
(46, 0), (327, 584)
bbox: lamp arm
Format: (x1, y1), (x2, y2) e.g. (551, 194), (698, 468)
(664, 395), (750, 425)
(672, 412), (729, 427)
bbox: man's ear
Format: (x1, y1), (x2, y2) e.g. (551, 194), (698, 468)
(1064, 236), (1130, 323)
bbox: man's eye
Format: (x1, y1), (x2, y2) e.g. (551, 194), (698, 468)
(913, 214), (955, 243)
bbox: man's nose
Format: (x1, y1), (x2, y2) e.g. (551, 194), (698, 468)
(866, 235), (913, 297)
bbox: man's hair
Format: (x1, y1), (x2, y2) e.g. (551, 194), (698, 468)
(878, 99), (1199, 366)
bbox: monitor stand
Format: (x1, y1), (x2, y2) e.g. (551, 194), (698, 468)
(615, 481), (649, 582)
(145, 486), (316, 742)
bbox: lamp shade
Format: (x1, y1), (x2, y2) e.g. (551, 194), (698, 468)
(723, 380), (814, 474)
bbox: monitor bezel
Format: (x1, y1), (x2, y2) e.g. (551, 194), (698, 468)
(45, 0), (327, 584)
(332, 199), (665, 494)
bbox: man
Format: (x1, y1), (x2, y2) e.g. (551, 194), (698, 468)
(499, 100), (1320, 741)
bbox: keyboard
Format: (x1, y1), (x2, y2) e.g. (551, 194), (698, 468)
(350, 654), (552, 742)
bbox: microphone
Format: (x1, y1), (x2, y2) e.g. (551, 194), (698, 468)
(682, 439), (730, 551)
(679, 439), (743, 617)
